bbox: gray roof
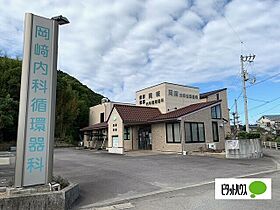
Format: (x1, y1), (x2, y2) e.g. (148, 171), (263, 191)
(136, 82), (199, 92)
(261, 115), (280, 121)
(200, 88), (227, 99)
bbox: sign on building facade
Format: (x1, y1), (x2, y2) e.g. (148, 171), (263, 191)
(15, 13), (58, 187)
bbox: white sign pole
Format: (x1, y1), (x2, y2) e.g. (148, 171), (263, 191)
(15, 13), (58, 187)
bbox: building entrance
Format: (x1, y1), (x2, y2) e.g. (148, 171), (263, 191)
(138, 126), (152, 150)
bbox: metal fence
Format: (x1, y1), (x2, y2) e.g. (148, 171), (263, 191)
(263, 141), (280, 150)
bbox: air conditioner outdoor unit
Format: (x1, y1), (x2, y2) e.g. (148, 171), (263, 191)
(207, 143), (216, 150)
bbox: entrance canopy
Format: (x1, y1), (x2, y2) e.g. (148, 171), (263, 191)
(80, 122), (108, 132)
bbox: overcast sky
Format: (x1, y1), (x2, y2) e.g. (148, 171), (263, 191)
(1, 0), (280, 123)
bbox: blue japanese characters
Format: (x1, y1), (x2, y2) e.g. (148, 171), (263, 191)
(26, 24), (51, 175)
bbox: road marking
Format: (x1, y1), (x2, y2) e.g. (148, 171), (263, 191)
(92, 203), (134, 210)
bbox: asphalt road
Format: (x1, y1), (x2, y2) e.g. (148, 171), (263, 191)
(0, 148), (278, 210)
(112, 171), (280, 210)
(51, 148), (276, 208)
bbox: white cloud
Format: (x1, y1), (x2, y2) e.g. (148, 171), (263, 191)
(0, 0), (279, 102)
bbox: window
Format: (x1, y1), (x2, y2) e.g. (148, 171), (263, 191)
(156, 91), (160, 97)
(216, 93), (219, 100)
(155, 100), (158, 104)
(140, 101), (142, 105)
(142, 94), (145, 99)
(183, 93), (186, 98)
(185, 122), (205, 143)
(124, 127), (130, 140)
(195, 95), (198, 99)
(146, 102), (149, 106)
(143, 99), (145, 104)
(174, 91), (178, 97)
(152, 101), (154, 104)
(211, 105), (221, 119)
(179, 93), (182, 97)
(139, 95), (142, 100)
(149, 93), (153, 99)
(168, 90), (173, 96)
(158, 99), (161, 103)
(161, 98), (164, 102)
(212, 122), (219, 142)
(100, 112), (105, 123)
(166, 123), (181, 143)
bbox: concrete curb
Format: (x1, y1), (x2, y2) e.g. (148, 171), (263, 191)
(0, 182), (79, 210)
(79, 157), (279, 209)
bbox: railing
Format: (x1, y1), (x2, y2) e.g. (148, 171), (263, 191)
(263, 141), (280, 150)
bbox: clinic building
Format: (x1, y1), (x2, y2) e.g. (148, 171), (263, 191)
(81, 82), (230, 154)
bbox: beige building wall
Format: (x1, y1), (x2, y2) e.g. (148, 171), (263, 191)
(151, 104), (225, 153)
(107, 108), (124, 154)
(132, 126), (139, 150)
(152, 123), (182, 153)
(123, 127), (132, 151)
(181, 105), (225, 152)
(136, 82), (200, 113)
(165, 83), (200, 112)
(136, 83), (167, 112)
(200, 89), (231, 137)
(89, 102), (114, 125)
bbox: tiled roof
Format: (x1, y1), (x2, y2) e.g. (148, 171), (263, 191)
(80, 122), (108, 131)
(81, 100), (221, 131)
(114, 105), (162, 124)
(200, 88), (227, 99)
(150, 100), (221, 122)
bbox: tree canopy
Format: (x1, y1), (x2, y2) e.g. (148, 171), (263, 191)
(0, 56), (104, 144)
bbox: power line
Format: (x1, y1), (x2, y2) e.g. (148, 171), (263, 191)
(230, 72), (280, 112)
(257, 102), (280, 116)
(247, 97), (269, 103)
(239, 96), (280, 114)
(229, 91), (243, 110)
(247, 72), (280, 88)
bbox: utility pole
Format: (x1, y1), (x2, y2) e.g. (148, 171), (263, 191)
(240, 54), (255, 133)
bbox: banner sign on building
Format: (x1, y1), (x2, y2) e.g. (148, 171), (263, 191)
(15, 13), (58, 187)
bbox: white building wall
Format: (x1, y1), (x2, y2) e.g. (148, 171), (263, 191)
(136, 82), (200, 113)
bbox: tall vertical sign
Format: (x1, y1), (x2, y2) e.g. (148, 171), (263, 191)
(15, 13), (58, 187)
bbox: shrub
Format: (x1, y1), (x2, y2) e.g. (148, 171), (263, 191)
(52, 175), (69, 189)
(238, 131), (260, 139)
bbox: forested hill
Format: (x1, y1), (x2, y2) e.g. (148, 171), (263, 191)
(0, 56), (104, 144)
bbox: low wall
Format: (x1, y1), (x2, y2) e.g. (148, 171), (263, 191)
(0, 183), (79, 210)
(225, 139), (263, 159)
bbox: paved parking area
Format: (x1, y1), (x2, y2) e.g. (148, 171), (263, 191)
(52, 148), (276, 208)
(0, 148), (277, 209)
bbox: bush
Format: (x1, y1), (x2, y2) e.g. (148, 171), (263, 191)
(274, 136), (280, 143)
(238, 131), (260, 139)
(52, 175), (69, 189)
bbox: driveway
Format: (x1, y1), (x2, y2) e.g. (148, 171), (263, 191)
(52, 148), (276, 208)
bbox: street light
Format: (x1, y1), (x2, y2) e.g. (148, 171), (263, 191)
(51, 15), (70, 25)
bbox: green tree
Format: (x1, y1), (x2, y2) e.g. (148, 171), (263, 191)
(0, 56), (104, 144)
(0, 94), (18, 141)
